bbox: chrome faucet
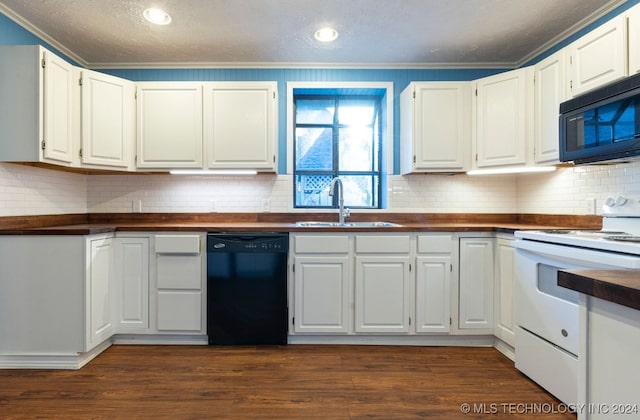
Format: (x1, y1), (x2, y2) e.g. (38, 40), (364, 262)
(329, 177), (350, 224)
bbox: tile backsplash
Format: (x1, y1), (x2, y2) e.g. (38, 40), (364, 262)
(2, 161), (640, 217)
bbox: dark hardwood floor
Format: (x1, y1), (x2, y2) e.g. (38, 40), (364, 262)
(0, 345), (576, 419)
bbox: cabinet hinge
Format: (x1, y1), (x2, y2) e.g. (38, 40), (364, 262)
(570, 80), (573, 90)
(273, 155), (276, 163)
(450, 317), (452, 325)
(475, 153), (478, 162)
(79, 148), (83, 158)
(41, 56), (46, 68)
(135, 90), (137, 100)
(292, 317), (295, 326)
(413, 91), (416, 99)
(79, 76), (83, 86)
(292, 263), (295, 273)
(409, 317), (412, 326)
(450, 264), (453, 272)
(475, 88), (478, 96)
(135, 155), (137, 164)
(413, 155), (416, 163)
(409, 263), (412, 272)
(273, 91), (276, 99)
(41, 140), (46, 150)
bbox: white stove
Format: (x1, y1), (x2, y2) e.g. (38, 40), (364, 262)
(515, 194), (640, 257)
(513, 194), (640, 406)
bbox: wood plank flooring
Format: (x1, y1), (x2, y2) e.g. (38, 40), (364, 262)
(0, 345), (576, 419)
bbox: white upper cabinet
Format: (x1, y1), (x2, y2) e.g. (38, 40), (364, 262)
(534, 50), (566, 164)
(474, 67), (534, 168)
(567, 14), (627, 97)
(136, 82), (204, 169)
(80, 69), (135, 169)
(0, 46), (74, 165)
(204, 82), (277, 171)
(628, 3), (640, 76)
(400, 82), (471, 173)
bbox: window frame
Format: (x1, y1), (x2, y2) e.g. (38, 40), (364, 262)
(286, 82), (394, 210)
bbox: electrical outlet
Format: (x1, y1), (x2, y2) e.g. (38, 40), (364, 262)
(133, 199), (142, 213)
(262, 199), (271, 212)
(586, 198), (596, 215)
(210, 200), (217, 212)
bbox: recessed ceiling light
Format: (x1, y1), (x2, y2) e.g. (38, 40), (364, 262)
(143, 8), (172, 25)
(314, 27), (339, 42)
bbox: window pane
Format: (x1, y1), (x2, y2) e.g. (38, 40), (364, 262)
(340, 175), (378, 208)
(296, 99), (335, 125)
(295, 127), (333, 170)
(337, 99), (376, 125)
(295, 174), (334, 207)
(338, 126), (374, 171)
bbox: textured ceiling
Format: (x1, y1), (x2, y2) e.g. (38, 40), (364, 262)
(0, 0), (628, 68)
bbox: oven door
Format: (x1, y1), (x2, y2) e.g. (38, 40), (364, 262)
(513, 238), (640, 405)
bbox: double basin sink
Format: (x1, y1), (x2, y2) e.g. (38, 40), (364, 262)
(295, 221), (401, 228)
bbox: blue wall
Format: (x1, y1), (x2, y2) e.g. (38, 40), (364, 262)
(2, 0), (639, 173)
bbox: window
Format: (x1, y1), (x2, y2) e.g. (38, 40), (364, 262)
(293, 92), (383, 209)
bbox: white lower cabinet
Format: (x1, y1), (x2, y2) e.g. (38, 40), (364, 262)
(153, 233), (205, 334)
(86, 236), (115, 350)
(458, 236), (494, 333)
(354, 255), (411, 333)
(293, 255), (351, 333)
(114, 236), (150, 332)
(415, 234), (453, 333)
(0, 234), (114, 367)
(494, 235), (515, 346)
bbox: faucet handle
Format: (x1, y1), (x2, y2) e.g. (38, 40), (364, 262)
(343, 207), (351, 218)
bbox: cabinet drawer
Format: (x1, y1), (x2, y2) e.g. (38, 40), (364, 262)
(294, 235), (349, 253)
(417, 235), (452, 253)
(155, 235), (201, 254)
(354, 235), (410, 253)
(157, 255), (202, 289)
(157, 291), (202, 331)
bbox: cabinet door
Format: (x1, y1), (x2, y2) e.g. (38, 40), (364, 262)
(42, 49), (74, 164)
(114, 237), (149, 332)
(458, 238), (494, 331)
(628, 4), (640, 76)
(401, 82), (471, 172)
(204, 82), (277, 170)
(494, 238), (515, 346)
(534, 50), (566, 164)
(293, 256), (350, 333)
(568, 15), (627, 97)
(80, 70), (134, 169)
(354, 256), (411, 333)
(475, 67), (532, 168)
(137, 83), (203, 169)
(415, 255), (451, 333)
(86, 236), (114, 351)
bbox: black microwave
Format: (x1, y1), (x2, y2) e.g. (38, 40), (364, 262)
(560, 72), (640, 164)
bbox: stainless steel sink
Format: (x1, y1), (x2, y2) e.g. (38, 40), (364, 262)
(295, 221), (401, 228)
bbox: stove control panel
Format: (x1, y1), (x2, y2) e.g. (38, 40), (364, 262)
(602, 195), (640, 217)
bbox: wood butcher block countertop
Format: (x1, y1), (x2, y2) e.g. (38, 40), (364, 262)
(0, 212), (603, 235)
(559, 269), (640, 311)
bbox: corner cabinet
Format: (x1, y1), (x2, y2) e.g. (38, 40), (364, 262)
(400, 82), (472, 173)
(0, 45), (74, 166)
(567, 14), (627, 97)
(204, 82), (278, 171)
(114, 235), (150, 333)
(136, 83), (204, 169)
(86, 236), (115, 350)
(79, 69), (135, 170)
(494, 235), (515, 346)
(473, 67), (534, 168)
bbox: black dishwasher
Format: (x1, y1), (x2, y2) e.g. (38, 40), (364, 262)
(207, 233), (288, 345)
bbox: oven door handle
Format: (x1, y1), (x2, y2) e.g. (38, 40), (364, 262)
(514, 239), (640, 269)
